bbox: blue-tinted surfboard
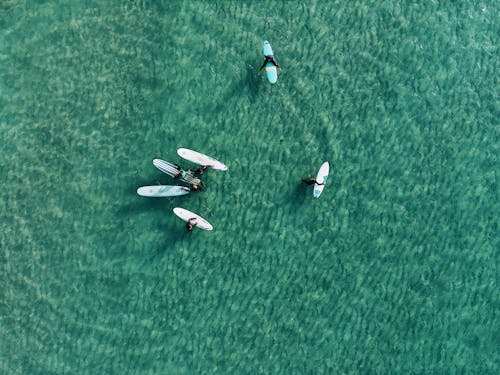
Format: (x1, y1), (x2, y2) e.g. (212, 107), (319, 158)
(263, 41), (278, 84)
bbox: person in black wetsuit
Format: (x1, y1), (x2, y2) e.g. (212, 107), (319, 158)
(259, 55), (279, 71)
(302, 176), (325, 186)
(194, 165), (209, 176)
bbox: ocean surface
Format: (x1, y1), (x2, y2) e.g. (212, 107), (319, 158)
(0, 1), (498, 373)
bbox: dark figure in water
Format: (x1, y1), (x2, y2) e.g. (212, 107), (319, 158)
(259, 55), (279, 71)
(186, 217), (198, 231)
(302, 177), (325, 186)
(191, 184), (202, 192)
(194, 165), (209, 176)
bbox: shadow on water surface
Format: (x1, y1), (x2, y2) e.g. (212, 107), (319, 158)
(202, 61), (262, 119)
(230, 60), (262, 101)
(148, 219), (207, 260)
(117, 199), (168, 217)
(291, 181), (310, 205)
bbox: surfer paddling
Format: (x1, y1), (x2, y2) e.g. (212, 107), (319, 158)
(186, 218), (198, 231)
(259, 55), (279, 70)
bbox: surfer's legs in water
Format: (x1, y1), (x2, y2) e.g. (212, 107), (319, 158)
(302, 178), (325, 186)
(302, 177), (316, 185)
(267, 55), (279, 68)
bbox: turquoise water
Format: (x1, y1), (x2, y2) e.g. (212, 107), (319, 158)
(1, 1), (498, 373)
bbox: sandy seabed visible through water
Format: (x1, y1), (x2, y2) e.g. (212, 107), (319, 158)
(0, 1), (497, 373)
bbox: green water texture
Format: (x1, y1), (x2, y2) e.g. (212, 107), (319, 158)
(1, 1), (498, 373)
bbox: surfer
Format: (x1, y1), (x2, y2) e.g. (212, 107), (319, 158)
(259, 55), (279, 70)
(191, 184), (202, 192)
(186, 217), (198, 231)
(194, 165), (210, 176)
(302, 177), (325, 186)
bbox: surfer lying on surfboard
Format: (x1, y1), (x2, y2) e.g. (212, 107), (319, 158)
(171, 163), (204, 191)
(302, 177), (325, 186)
(259, 55), (279, 70)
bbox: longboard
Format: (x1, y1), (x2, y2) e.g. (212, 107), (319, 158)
(173, 207), (213, 231)
(263, 41), (278, 84)
(313, 162), (329, 198)
(137, 185), (190, 197)
(177, 148), (228, 171)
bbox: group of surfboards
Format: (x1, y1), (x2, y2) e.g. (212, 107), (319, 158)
(137, 41), (329, 231)
(137, 148), (228, 231)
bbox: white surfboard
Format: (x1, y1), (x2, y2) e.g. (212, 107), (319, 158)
(137, 185), (190, 197)
(177, 148), (228, 171)
(313, 162), (329, 198)
(173, 207), (213, 231)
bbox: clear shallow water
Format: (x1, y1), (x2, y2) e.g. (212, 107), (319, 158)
(0, 1), (498, 373)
